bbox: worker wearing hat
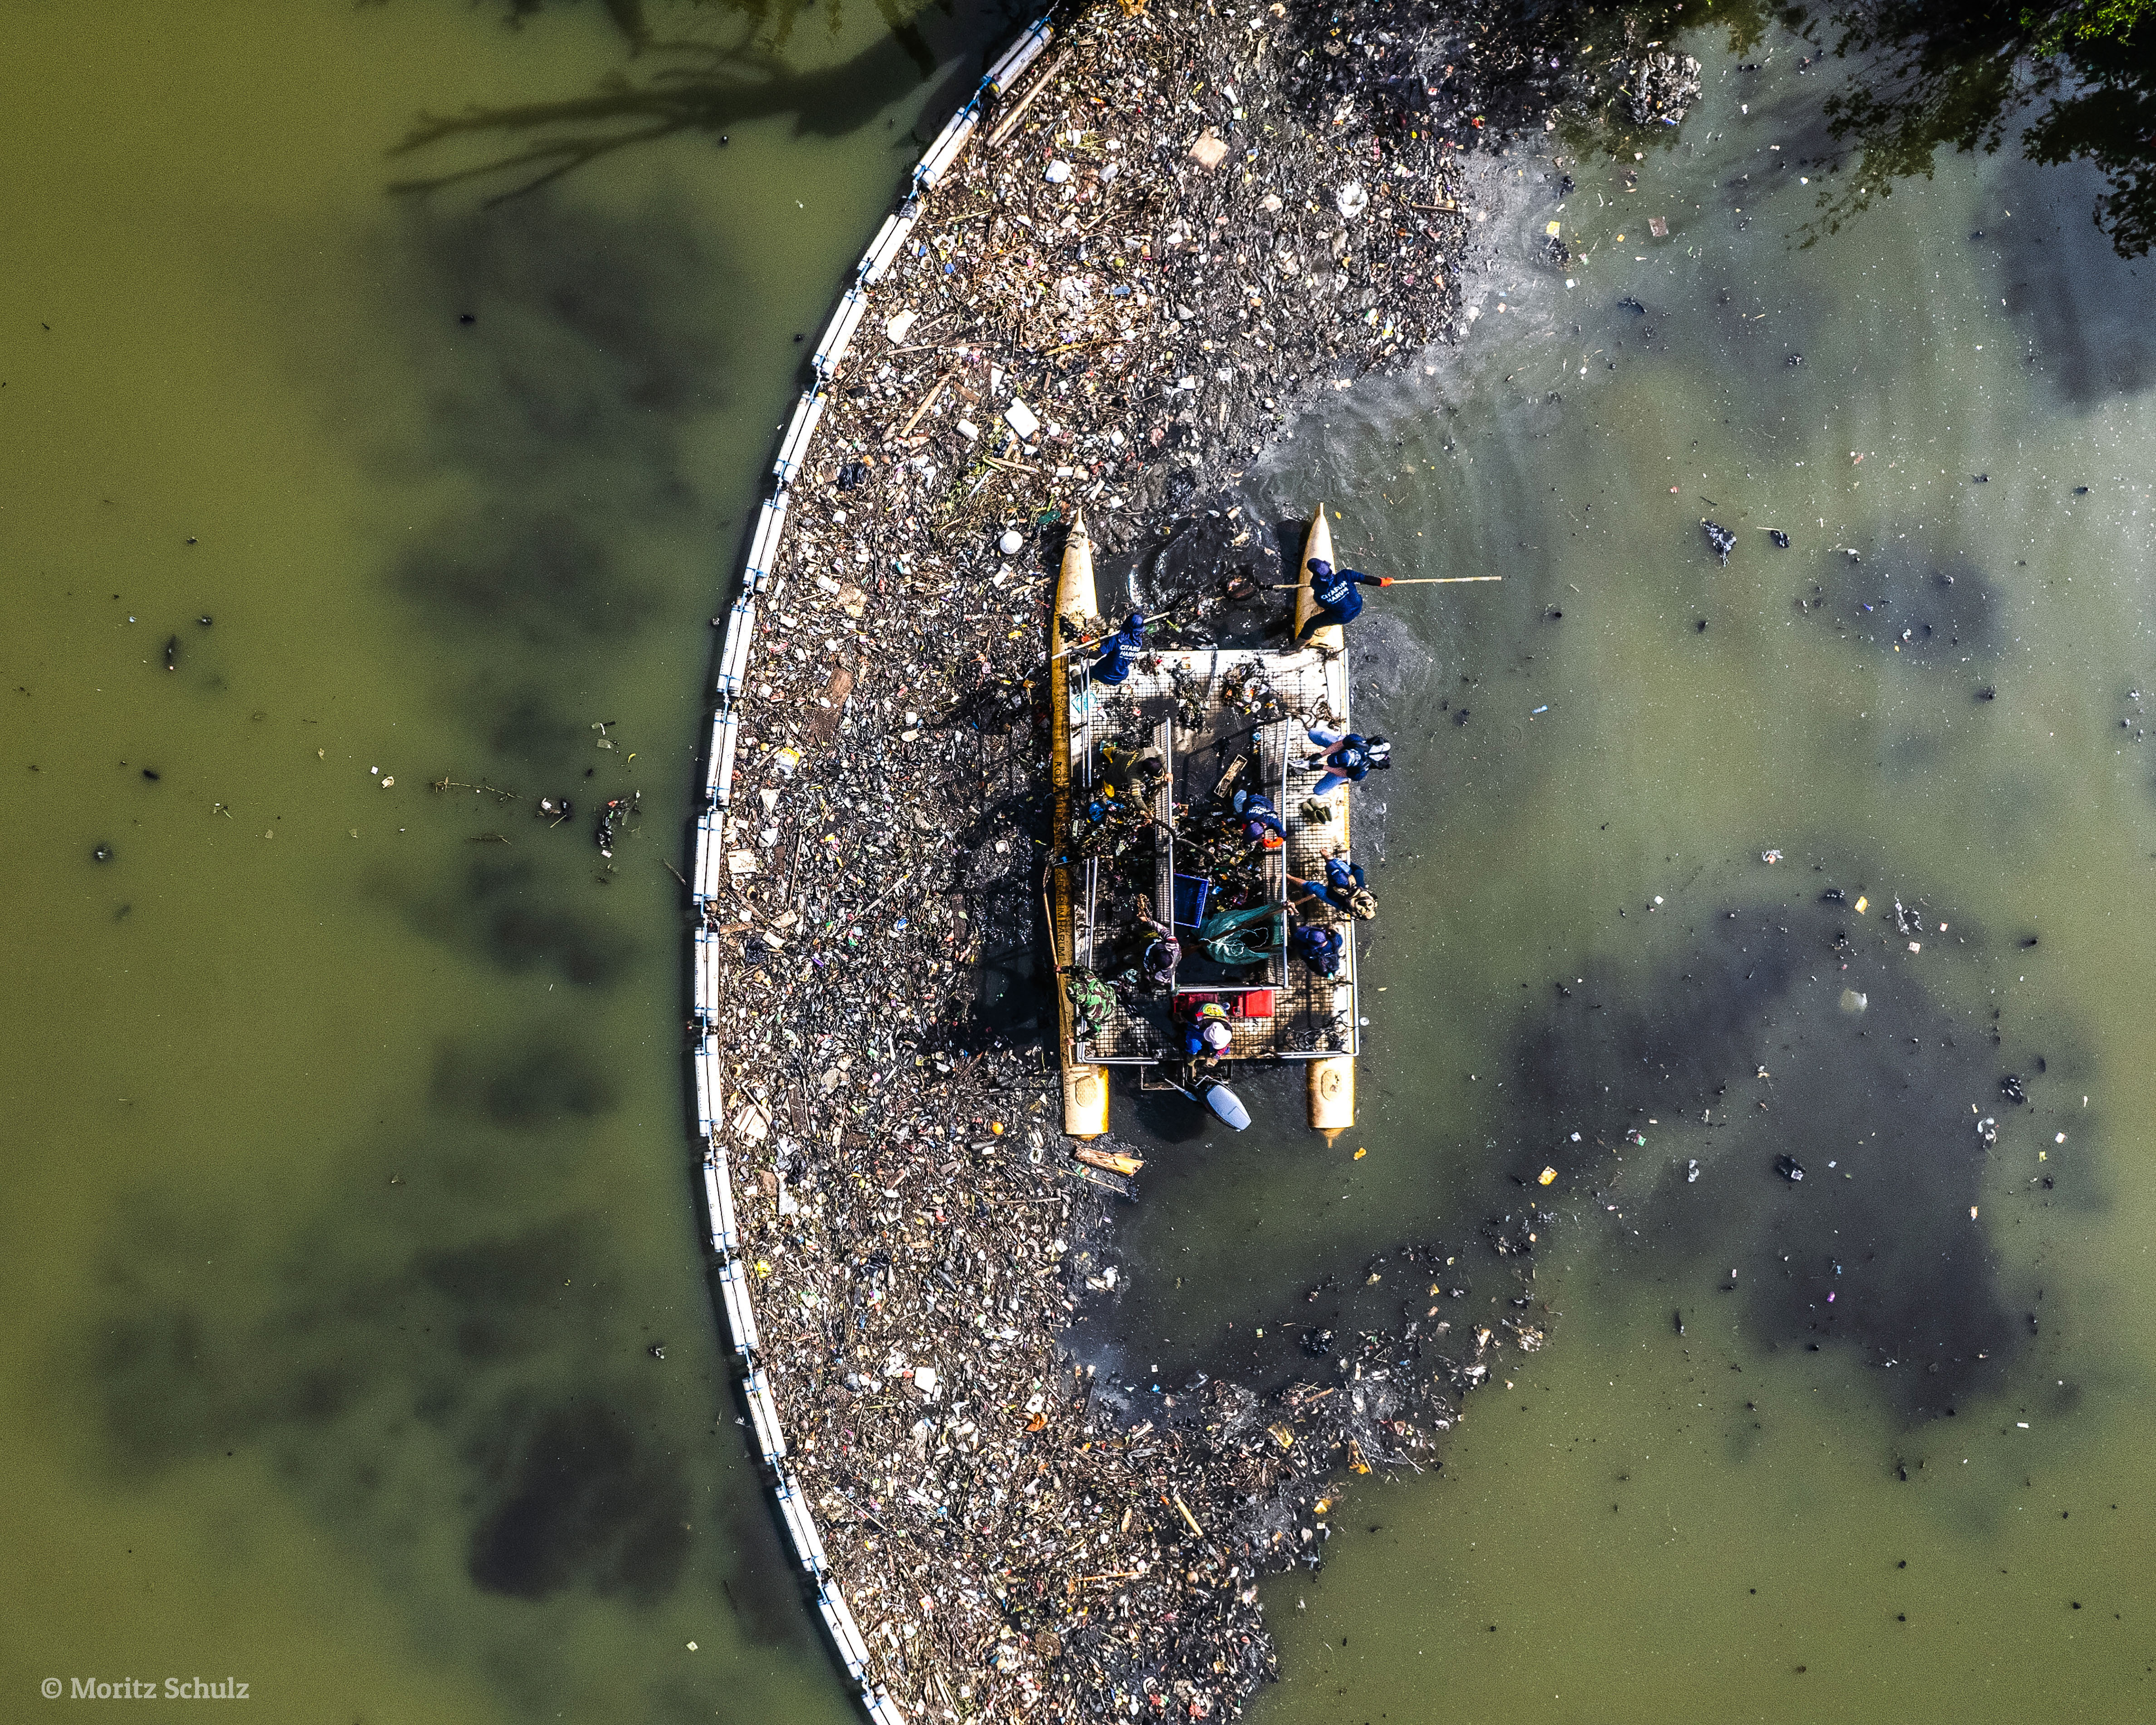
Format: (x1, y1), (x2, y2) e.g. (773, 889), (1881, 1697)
(1229, 788), (1287, 849)
(1181, 998), (1234, 1065)
(1301, 724), (1392, 797)
(1290, 853), (1378, 922)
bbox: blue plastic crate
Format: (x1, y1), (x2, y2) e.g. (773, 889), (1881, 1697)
(1172, 874), (1211, 930)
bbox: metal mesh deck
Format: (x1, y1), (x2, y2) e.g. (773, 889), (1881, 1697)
(1065, 645), (1358, 1065)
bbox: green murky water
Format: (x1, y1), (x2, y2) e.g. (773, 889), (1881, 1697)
(7, 6), (2154, 1724)
(0, 2), (1007, 1718)
(1110, 32), (2156, 1725)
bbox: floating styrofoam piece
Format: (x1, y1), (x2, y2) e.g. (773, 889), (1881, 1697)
(984, 18), (1052, 94)
(915, 106), (978, 189)
(773, 389), (827, 486)
(703, 1149), (739, 1256)
(717, 1258), (763, 1358)
(743, 1369), (787, 1464)
(818, 1580), (873, 1678)
(716, 595), (756, 696)
(745, 491), (790, 586)
(813, 288), (871, 377)
(775, 1474), (831, 1575)
(859, 205), (920, 285)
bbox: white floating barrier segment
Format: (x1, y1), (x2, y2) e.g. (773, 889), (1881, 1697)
(744, 1369), (788, 1465)
(709, 707), (742, 811)
(863, 1688), (908, 1725)
(773, 389), (828, 486)
(700, 711), (728, 804)
(694, 808), (725, 899)
(692, 1040), (718, 1139)
(703, 1148), (739, 1257)
(813, 287), (871, 377)
(717, 1257), (762, 1360)
(984, 18), (1052, 94)
(915, 106), (978, 190)
(699, 934), (724, 1029)
(716, 595), (757, 696)
(775, 1473), (832, 1576)
(745, 491), (791, 586)
(816, 1594), (868, 1684)
(860, 206), (920, 285)
(818, 1580), (875, 1680)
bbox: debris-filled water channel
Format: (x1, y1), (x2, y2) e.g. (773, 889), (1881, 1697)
(5, 2), (2153, 1723)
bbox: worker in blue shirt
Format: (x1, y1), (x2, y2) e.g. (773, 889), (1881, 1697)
(1090, 611), (1147, 686)
(1297, 558), (1391, 641)
(1289, 918), (1345, 977)
(1301, 725), (1392, 796)
(1180, 999), (1234, 1065)
(1289, 854), (1378, 922)
(1229, 788), (1286, 849)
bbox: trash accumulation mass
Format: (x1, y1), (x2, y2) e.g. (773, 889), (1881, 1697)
(695, 1), (1585, 1717)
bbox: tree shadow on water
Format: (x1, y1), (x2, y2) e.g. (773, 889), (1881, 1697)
(1799, 0), (2156, 265)
(388, 0), (973, 207)
(361, 188), (722, 785)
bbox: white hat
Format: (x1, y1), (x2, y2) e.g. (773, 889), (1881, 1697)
(1201, 1020), (1233, 1051)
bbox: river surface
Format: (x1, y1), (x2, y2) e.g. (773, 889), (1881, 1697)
(5, 6), (2154, 1725)
(1108, 31), (2156, 1725)
(0, 2), (1014, 1720)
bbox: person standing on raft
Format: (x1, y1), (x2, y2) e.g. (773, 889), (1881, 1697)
(1090, 611), (1147, 686)
(1300, 727), (1391, 797)
(1296, 558), (1391, 641)
(1128, 901), (1181, 994)
(1179, 998), (1234, 1067)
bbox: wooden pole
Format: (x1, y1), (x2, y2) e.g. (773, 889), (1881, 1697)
(1266, 576), (1501, 589)
(1048, 598), (1198, 661)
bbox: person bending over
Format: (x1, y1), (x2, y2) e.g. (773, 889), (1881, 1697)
(1296, 558), (1390, 641)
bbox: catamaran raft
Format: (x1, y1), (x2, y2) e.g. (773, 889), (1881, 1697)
(1050, 506), (1362, 1143)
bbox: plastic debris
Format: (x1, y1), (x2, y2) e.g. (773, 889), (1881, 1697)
(681, 4), (1600, 1718)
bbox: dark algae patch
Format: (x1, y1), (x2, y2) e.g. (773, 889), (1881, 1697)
(466, 1399), (691, 1603)
(1508, 887), (2033, 1414)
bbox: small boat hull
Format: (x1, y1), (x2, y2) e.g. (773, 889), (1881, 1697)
(1295, 506), (1344, 652)
(1308, 1055), (1354, 1134)
(1052, 513), (1110, 1138)
(1300, 506), (1355, 1133)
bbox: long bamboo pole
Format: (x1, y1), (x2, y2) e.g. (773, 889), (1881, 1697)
(1267, 576), (1501, 588)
